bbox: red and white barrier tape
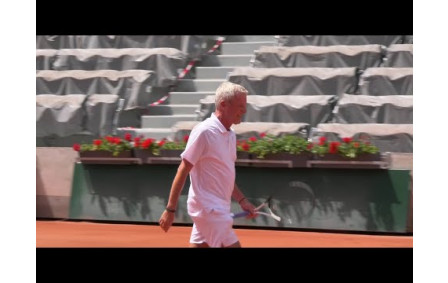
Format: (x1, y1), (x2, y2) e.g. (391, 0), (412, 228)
(149, 36), (225, 106)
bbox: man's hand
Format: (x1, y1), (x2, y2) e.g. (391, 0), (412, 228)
(159, 210), (175, 232)
(239, 199), (258, 219)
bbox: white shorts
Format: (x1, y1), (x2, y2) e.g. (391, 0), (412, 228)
(189, 208), (238, 247)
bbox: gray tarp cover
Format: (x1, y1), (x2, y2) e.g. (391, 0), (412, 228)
(41, 48), (188, 88)
(357, 67), (413, 95)
(228, 67), (358, 96)
(382, 44), (413, 67)
(36, 35), (216, 60)
(198, 95), (334, 127)
(333, 94), (413, 124)
(253, 45), (383, 70)
(37, 94), (120, 137)
(36, 49), (58, 70)
(85, 94), (119, 137)
(37, 95), (86, 137)
(316, 123), (413, 152)
(36, 70), (155, 109)
(278, 35), (405, 47)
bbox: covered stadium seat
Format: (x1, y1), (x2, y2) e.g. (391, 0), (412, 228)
(227, 67), (358, 96)
(357, 68), (413, 95)
(252, 45), (383, 70)
(52, 48), (187, 87)
(36, 94), (86, 137)
(85, 94), (120, 137)
(333, 94), (413, 124)
(36, 70), (155, 109)
(277, 35), (405, 47)
(382, 44), (413, 67)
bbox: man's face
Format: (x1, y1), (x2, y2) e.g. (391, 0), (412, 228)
(226, 93), (247, 125)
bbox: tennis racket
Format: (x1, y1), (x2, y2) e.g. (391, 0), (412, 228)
(231, 196), (282, 222)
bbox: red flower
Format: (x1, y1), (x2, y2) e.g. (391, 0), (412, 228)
(183, 135), (189, 143)
(105, 136), (114, 143)
(113, 137), (121, 144)
(319, 136), (327, 145)
(329, 141), (340, 154)
(73, 143), (80, 151)
(93, 139), (102, 146)
(353, 142), (360, 148)
(249, 136), (257, 142)
(242, 142), (250, 151)
(158, 140), (166, 147)
(142, 138), (154, 149)
(260, 132), (266, 138)
(124, 133), (132, 141)
(342, 137), (352, 143)
(307, 143), (314, 150)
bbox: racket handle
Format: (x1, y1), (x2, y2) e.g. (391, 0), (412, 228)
(232, 211), (250, 218)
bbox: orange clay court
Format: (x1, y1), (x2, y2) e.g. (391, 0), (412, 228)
(36, 220), (412, 247)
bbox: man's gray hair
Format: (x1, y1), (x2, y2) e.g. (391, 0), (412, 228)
(215, 81), (248, 108)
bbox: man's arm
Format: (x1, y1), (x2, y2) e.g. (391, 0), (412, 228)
(232, 183), (257, 217)
(159, 158), (193, 232)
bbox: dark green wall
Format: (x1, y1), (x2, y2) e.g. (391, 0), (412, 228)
(70, 163), (411, 233)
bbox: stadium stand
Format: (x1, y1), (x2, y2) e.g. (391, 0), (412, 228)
(36, 70), (155, 108)
(332, 94), (413, 124)
(36, 35), (413, 150)
(356, 67), (413, 95)
(36, 49), (58, 70)
(50, 48), (187, 87)
(36, 35), (217, 60)
(36, 94), (86, 137)
(85, 94), (120, 137)
(227, 67), (358, 96)
(252, 45), (384, 70)
(382, 44), (413, 67)
(277, 35), (406, 47)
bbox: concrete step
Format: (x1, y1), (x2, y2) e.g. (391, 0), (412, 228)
(117, 127), (173, 140)
(141, 114), (198, 128)
(200, 55), (253, 67)
(221, 42), (276, 55)
(196, 67), (236, 79)
(225, 35), (277, 42)
(175, 79), (225, 92)
(146, 104), (199, 115)
(169, 91), (214, 104)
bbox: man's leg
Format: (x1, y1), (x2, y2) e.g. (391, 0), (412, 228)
(190, 213), (239, 247)
(190, 242), (210, 248)
(223, 240), (241, 248)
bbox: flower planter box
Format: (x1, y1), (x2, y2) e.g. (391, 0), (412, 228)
(313, 153), (382, 161)
(310, 153), (386, 169)
(159, 149), (183, 158)
(133, 149), (157, 164)
(142, 149), (183, 165)
(252, 152), (312, 168)
(79, 150), (133, 158)
(236, 151), (253, 166)
(78, 150), (137, 164)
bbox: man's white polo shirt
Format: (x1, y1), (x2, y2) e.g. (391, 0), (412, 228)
(181, 113), (237, 217)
